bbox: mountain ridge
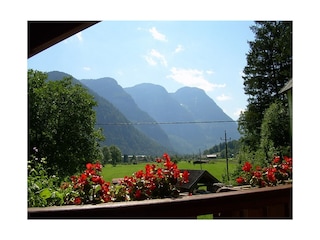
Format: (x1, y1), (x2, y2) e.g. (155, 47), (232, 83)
(125, 83), (240, 153)
(80, 78), (173, 150)
(46, 71), (172, 156)
(45, 70), (240, 154)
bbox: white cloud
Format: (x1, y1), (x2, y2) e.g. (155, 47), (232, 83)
(144, 55), (157, 66)
(216, 94), (231, 101)
(167, 67), (225, 92)
(174, 44), (184, 53)
(149, 27), (167, 42)
(83, 67), (91, 71)
(233, 108), (245, 119)
(144, 49), (168, 67)
(206, 70), (214, 75)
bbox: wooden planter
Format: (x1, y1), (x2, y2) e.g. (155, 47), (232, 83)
(28, 184), (292, 219)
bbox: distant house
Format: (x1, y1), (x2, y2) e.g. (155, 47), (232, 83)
(136, 155), (147, 161)
(206, 154), (217, 159)
(122, 154), (148, 163)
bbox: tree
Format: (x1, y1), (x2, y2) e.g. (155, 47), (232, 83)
(101, 146), (111, 164)
(239, 21), (292, 150)
(28, 69), (105, 178)
(109, 145), (122, 166)
(260, 100), (291, 159)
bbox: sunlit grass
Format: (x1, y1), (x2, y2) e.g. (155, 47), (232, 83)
(177, 160), (237, 182)
(101, 163), (147, 182)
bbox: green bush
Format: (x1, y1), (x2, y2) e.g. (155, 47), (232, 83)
(28, 147), (65, 207)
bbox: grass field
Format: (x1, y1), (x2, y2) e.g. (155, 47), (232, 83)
(101, 159), (238, 183)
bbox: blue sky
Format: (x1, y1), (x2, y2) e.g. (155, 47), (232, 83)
(28, 21), (255, 120)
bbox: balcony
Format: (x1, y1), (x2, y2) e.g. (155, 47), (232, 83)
(28, 184), (292, 219)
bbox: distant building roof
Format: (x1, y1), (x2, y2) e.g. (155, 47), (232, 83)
(206, 154), (217, 158)
(279, 79), (292, 93)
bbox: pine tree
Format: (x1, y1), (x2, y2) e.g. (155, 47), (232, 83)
(239, 21), (292, 150)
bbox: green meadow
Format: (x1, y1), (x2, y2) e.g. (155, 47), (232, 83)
(101, 159), (238, 183)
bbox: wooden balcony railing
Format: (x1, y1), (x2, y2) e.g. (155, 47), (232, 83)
(28, 184), (292, 219)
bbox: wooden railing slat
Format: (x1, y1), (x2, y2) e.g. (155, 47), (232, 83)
(28, 184), (292, 219)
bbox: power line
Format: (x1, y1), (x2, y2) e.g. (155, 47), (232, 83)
(96, 120), (240, 126)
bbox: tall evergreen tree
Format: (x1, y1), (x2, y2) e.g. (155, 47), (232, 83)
(239, 21), (292, 150)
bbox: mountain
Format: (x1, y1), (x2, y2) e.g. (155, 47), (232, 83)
(171, 87), (240, 144)
(124, 83), (206, 153)
(80, 78), (173, 150)
(45, 71), (241, 154)
(125, 84), (240, 154)
(46, 71), (170, 156)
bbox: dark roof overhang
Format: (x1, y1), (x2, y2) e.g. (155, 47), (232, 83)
(28, 21), (100, 58)
(279, 78), (293, 94)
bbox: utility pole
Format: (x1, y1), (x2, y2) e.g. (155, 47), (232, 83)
(199, 148), (202, 170)
(221, 130), (231, 184)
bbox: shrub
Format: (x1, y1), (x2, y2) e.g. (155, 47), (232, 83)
(28, 147), (65, 207)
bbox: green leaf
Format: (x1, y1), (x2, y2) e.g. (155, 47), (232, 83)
(52, 191), (64, 205)
(39, 188), (52, 200)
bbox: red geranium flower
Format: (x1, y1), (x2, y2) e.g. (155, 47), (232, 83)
(236, 176), (245, 184)
(273, 156), (281, 164)
(70, 175), (77, 184)
(86, 163), (93, 170)
(284, 156), (292, 166)
(163, 153), (170, 162)
(80, 173), (87, 182)
(135, 189), (142, 199)
(267, 167), (277, 182)
(182, 170), (189, 183)
(91, 176), (103, 184)
(253, 171), (262, 178)
(94, 162), (102, 171)
(173, 169), (180, 178)
(242, 161), (252, 172)
(157, 168), (164, 178)
(74, 197), (82, 205)
(135, 170), (144, 179)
